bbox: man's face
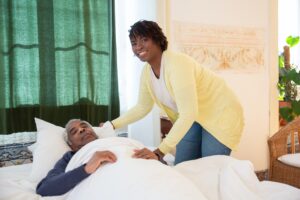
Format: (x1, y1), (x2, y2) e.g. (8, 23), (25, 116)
(67, 120), (98, 151)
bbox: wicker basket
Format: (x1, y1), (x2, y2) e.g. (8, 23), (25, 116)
(268, 117), (300, 188)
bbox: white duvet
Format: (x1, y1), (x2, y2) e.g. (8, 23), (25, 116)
(174, 156), (300, 200)
(65, 137), (206, 200)
(1, 137), (300, 200)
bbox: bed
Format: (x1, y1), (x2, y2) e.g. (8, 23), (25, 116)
(1, 119), (300, 200)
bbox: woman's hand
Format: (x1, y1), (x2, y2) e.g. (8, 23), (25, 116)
(132, 148), (158, 160)
(84, 151), (117, 174)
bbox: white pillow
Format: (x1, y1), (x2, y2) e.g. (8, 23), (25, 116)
(29, 118), (116, 183)
(278, 153), (300, 168)
(93, 122), (115, 139)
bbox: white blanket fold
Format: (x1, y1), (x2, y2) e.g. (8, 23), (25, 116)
(174, 155), (300, 200)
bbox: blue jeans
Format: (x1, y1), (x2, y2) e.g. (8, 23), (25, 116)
(174, 122), (231, 165)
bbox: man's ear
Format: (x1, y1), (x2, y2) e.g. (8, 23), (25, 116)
(67, 140), (72, 146)
(67, 140), (76, 151)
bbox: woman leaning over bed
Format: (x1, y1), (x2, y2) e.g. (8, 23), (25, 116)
(103, 20), (244, 165)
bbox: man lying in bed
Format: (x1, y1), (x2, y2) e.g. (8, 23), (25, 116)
(36, 119), (162, 196)
(36, 119), (117, 196)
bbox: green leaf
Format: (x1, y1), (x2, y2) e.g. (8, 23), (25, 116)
(278, 55), (284, 68)
(291, 101), (300, 115)
(286, 69), (300, 84)
(279, 107), (294, 122)
(279, 67), (288, 77)
(278, 93), (284, 101)
(286, 36), (300, 47)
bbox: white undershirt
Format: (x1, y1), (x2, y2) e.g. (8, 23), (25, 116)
(150, 62), (178, 112)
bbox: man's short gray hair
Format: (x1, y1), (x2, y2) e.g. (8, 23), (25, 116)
(63, 119), (93, 145)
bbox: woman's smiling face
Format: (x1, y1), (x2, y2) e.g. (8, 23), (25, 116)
(130, 36), (162, 63)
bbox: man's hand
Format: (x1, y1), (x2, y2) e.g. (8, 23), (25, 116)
(132, 148), (158, 160)
(84, 151), (117, 174)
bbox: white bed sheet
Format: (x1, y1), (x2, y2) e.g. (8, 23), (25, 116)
(0, 163), (66, 200)
(1, 155), (300, 200)
(0, 163), (31, 180)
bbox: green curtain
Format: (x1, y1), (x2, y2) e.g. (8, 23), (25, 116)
(0, 0), (119, 134)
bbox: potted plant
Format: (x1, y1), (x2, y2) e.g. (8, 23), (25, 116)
(278, 36), (300, 125)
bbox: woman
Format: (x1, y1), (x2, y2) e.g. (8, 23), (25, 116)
(108, 20), (244, 165)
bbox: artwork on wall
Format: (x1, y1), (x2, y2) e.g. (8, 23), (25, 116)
(172, 21), (265, 73)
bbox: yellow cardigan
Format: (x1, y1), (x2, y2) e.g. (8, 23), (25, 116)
(112, 50), (244, 154)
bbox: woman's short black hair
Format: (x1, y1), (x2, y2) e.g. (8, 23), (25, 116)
(129, 20), (168, 51)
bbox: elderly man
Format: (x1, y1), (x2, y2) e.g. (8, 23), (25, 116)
(36, 119), (117, 196)
(36, 119), (161, 196)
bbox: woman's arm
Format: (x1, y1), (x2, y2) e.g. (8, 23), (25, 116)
(112, 66), (154, 128)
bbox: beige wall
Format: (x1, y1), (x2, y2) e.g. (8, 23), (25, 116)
(162, 0), (278, 170)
